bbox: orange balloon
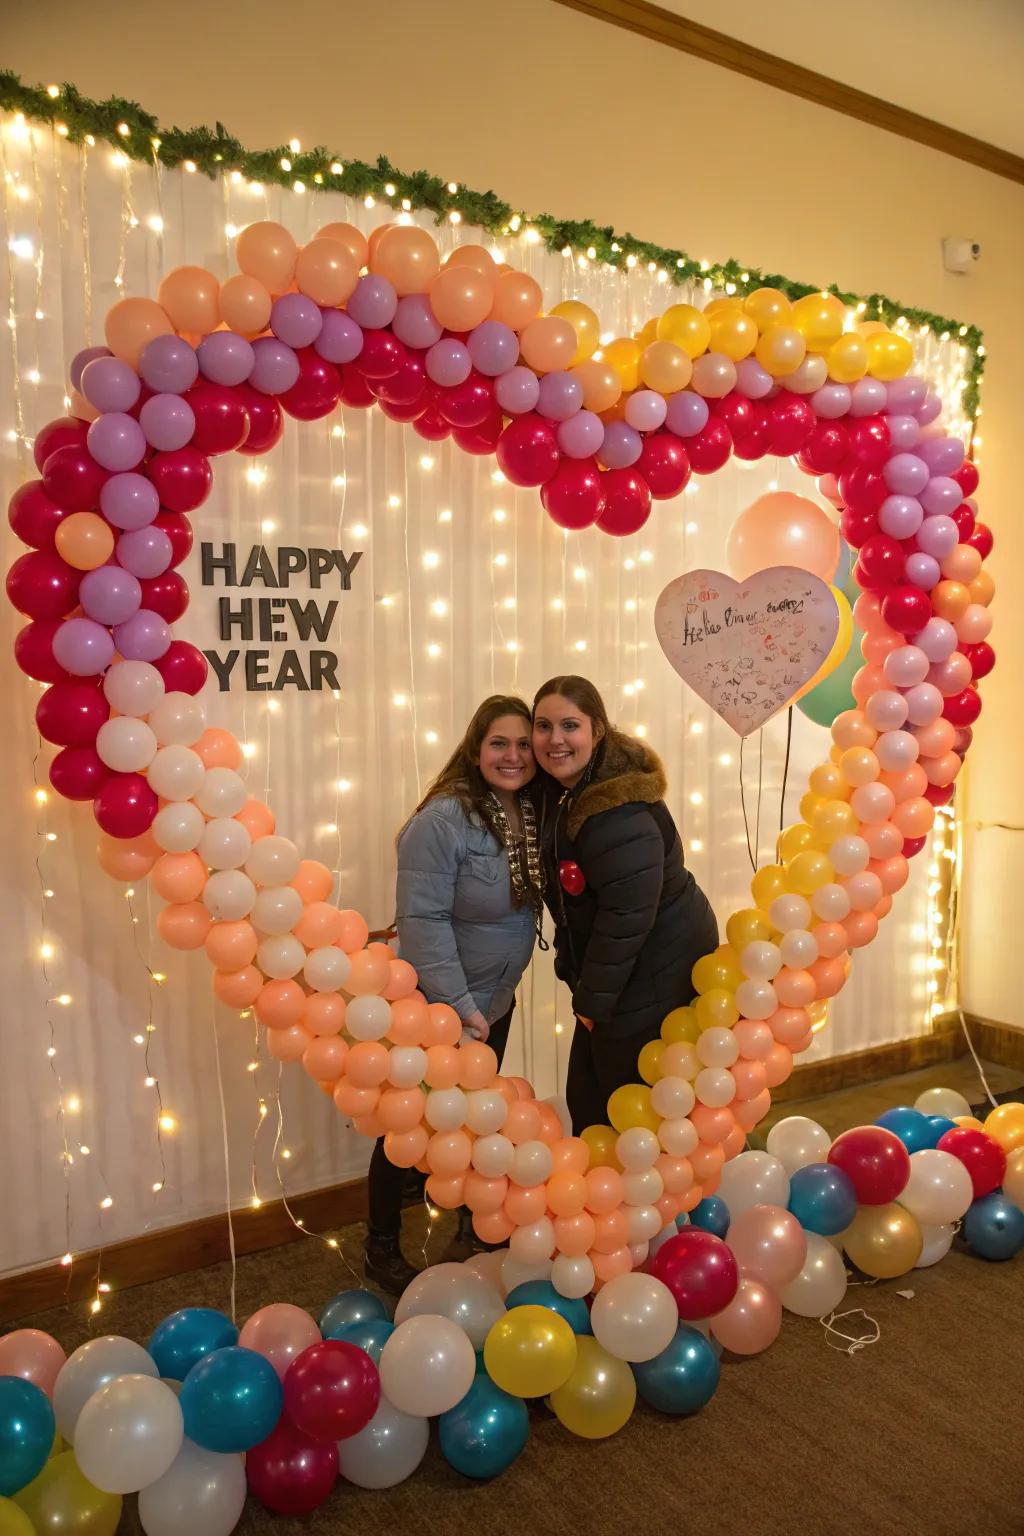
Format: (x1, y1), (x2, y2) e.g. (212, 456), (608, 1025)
(235, 798), (276, 840)
(658, 1154), (695, 1194)
(157, 901), (211, 950)
(504, 1183), (547, 1224)
(384, 1127), (430, 1168)
(690, 1142), (725, 1182)
(205, 920), (258, 970)
(54, 512), (114, 571)
(334, 1079), (380, 1118)
(346, 1041), (390, 1088)
(639, 339), (692, 394)
(553, 1212), (596, 1256)
(427, 1128), (473, 1174)
(379, 1086), (427, 1133)
(290, 860), (334, 904)
(969, 569), (995, 606)
(591, 1208), (629, 1254)
(550, 300), (600, 366)
(372, 225), (441, 296)
(489, 270), (543, 330)
(302, 1035), (348, 1082)
(235, 221), (298, 295)
(601, 337), (641, 392)
(158, 266), (221, 335)
(428, 265), (495, 331)
(266, 1023), (314, 1061)
(366, 225), (394, 265)
(104, 297), (174, 369)
(304, 993), (347, 1036)
(503, 1100), (542, 1145)
(464, 1172), (509, 1214)
(571, 360), (621, 412)
(931, 580), (971, 622)
(423, 1002), (462, 1048)
(213, 965), (264, 1009)
(551, 1137), (590, 1175)
(386, 994), (430, 1046)
(473, 1209), (514, 1244)
(383, 959), (418, 1001)
(584, 1166), (624, 1214)
(292, 901), (343, 949)
(635, 317), (660, 349)
(254, 979), (306, 1029)
(295, 239), (359, 306)
(547, 1171), (587, 1217)
(592, 1246), (633, 1284)
(727, 492), (840, 582)
(892, 796), (934, 840)
(336, 909), (370, 949)
(458, 1041), (498, 1090)
(97, 831), (158, 880)
(347, 950), (391, 996)
(315, 222), (369, 269)
(151, 852), (206, 903)
(194, 728), (243, 770)
(444, 244), (496, 277)
(425, 1044), (461, 1088)
(219, 275), (273, 338)
(519, 315), (577, 374)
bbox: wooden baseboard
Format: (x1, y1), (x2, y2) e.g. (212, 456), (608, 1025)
(962, 1014), (1024, 1072)
(770, 1018), (964, 1104)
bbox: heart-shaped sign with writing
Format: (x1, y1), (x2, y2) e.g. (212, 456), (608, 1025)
(654, 567), (840, 737)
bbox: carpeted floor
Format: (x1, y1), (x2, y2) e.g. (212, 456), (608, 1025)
(9, 1057), (1024, 1536)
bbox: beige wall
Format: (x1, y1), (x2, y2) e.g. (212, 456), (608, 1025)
(6, 0), (1024, 1025)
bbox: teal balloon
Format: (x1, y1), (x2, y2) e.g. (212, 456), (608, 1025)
(796, 625), (864, 728)
(503, 1281), (592, 1334)
(332, 1318), (394, 1364)
(631, 1325), (720, 1416)
(148, 1306), (238, 1380)
(0, 1377), (55, 1495)
(438, 1374), (529, 1479)
(319, 1289), (390, 1339)
(963, 1194), (1024, 1261)
(838, 539), (860, 603)
(180, 1346), (283, 1453)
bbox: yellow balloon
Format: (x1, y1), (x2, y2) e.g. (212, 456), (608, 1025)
(0, 1500), (35, 1536)
(791, 293), (846, 351)
(602, 337), (641, 393)
(809, 762), (849, 800)
(744, 287), (793, 329)
(581, 1124), (619, 1169)
(755, 324), (806, 378)
(635, 317), (660, 349)
(483, 1306), (578, 1399)
(792, 588), (854, 704)
(1003, 1147), (1024, 1207)
(14, 1455), (121, 1536)
(571, 360), (621, 412)
(799, 791), (824, 825)
(637, 1039), (665, 1085)
(856, 319), (887, 338)
(751, 864), (789, 910)
(607, 1083), (660, 1134)
(656, 303), (711, 358)
(953, 1115), (986, 1131)
(708, 310), (758, 361)
(660, 1006), (700, 1045)
(549, 1336), (636, 1439)
(843, 1203), (922, 1278)
(867, 330), (914, 381)
(726, 908), (774, 950)
(779, 823), (813, 863)
(703, 297), (744, 316)
(786, 849), (834, 895)
(692, 946), (742, 995)
(826, 332), (869, 383)
(807, 999), (829, 1031)
(639, 340), (692, 394)
(550, 300), (600, 366)
(695, 988), (739, 1031)
(811, 799), (858, 849)
(984, 1102), (1024, 1154)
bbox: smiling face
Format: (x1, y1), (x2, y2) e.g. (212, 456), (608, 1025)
(532, 694), (602, 787)
(476, 713), (536, 795)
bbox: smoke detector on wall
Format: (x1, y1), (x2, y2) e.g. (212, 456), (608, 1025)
(943, 237), (981, 274)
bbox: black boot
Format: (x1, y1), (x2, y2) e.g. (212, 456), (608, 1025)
(363, 1233), (421, 1298)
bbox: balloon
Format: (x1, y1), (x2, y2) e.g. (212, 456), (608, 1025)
(438, 1373), (529, 1477)
(53, 1336), (158, 1441)
(727, 492), (840, 582)
(765, 1115), (831, 1173)
(0, 1333), (66, 1400)
(962, 1193), (1024, 1260)
(13, 1453), (121, 1536)
(828, 1125), (910, 1203)
(648, 1229), (738, 1320)
(244, 1419), (336, 1517)
(179, 1348), (283, 1454)
(914, 1086), (973, 1121)
(378, 1317), (476, 1417)
(936, 1128), (1006, 1198)
(336, 1395), (429, 1490)
(283, 1340), (379, 1443)
(778, 1231), (849, 1316)
(898, 1148), (974, 1225)
(843, 1203), (923, 1278)
(137, 1437), (247, 1536)
(689, 1196), (730, 1238)
(589, 1273), (679, 1363)
(73, 1376), (183, 1494)
(874, 1106), (936, 1153)
(786, 1163), (857, 1235)
(393, 1262), (505, 1349)
(237, 1303), (320, 1379)
(797, 627), (863, 727)
(482, 1306), (577, 1398)
(716, 1151), (790, 1218)
(725, 1204), (807, 1288)
(317, 1290), (389, 1339)
(0, 1497), (34, 1536)
(0, 1379), (53, 1495)
(548, 1335), (636, 1440)
(631, 1322), (720, 1416)
(328, 1320), (394, 1366)
(503, 1281), (591, 1336)
(709, 1276), (782, 1355)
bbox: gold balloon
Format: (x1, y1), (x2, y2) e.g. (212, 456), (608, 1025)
(793, 588), (854, 706)
(799, 791), (824, 824)
(0, 1500), (35, 1536)
(985, 1102), (1024, 1153)
(726, 908), (774, 950)
(14, 1454), (121, 1536)
(483, 1306), (577, 1399)
(694, 988), (739, 1031)
(810, 798), (858, 850)
(751, 864), (789, 910)
(867, 331), (913, 381)
(656, 303), (711, 358)
(844, 1203), (922, 1278)
(1002, 1148), (1024, 1207)
(779, 823), (814, 863)
(708, 310), (758, 361)
(791, 292), (847, 350)
(755, 324), (806, 378)
(637, 1039), (664, 1085)
(786, 849), (834, 895)
(692, 946), (743, 994)
(635, 317), (660, 349)
(571, 360), (621, 412)
(602, 337), (642, 393)
(744, 286), (793, 329)
(581, 1124), (619, 1168)
(551, 300), (601, 366)
(607, 1082), (660, 1134)
(639, 340), (692, 394)
(827, 332), (869, 383)
(549, 1336), (636, 1439)
(660, 1006), (701, 1044)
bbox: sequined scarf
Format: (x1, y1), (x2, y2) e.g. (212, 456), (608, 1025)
(484, 790), (546, 930)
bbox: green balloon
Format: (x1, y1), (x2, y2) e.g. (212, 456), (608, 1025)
(797, 626), (865, 728)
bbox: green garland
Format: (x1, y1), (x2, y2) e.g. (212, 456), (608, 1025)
(0, 70), (985, 420)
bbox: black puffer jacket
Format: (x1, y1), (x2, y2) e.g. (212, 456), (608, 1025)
(542, 732), (718, 1038)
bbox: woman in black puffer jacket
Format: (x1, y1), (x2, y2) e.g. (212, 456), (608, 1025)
(532, 676), (719, 1135)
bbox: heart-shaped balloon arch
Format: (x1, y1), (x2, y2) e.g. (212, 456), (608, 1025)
(6, 217), (993, 1301)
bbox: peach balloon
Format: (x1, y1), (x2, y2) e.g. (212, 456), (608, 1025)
(735, 1090), (773, 1131)
(812, 922), (848, 959)
(892, 797), (935, 839)
(294, 238), (359, 305)
(689, 1142), (726, 1183)
(425, 1044), (461, 1088)
(941, 544), (982, 583)
(213, 965), (264, 1009)
(385, 995), (429, 1046)
(733, 1020), (774, 1060)
(880, 764), (928, 803)
(591, 1208), (629, 1254)
(912, 719), (956, 757)
(70, 389), (100, 422)
(353, 1112), (389, 1140)
(379, 1086), (426, 1133)
(592, 1246), (633, 1284)
(423, 1002), (462, 1047)
(427, 1128), (473, 1175)
(923, 751), (961, 788)
(454, 1042), (497, 1091)
(689, 1106), (734, 1145)
(584, 1166), (625, 1214)
(519, 315), (577, 374)
(302, 1036), (348, 1082)
(507, 1077), (535, 1101)
(727, 492), (840, 582)
(657, 1154), (695, 1195)
(204, 920), (258, 970)
(931, 580), (971, 622)
(464, 1171), (509, 1214)
(104, 297), (174, 369)
(266, 1024), (313, 1062)
(384, 1127), (430, 1169)
(254, 979), (306, 1029)
(444, 244), (496, 276)
(333, 1079), (380, 1119)
(151, 852), (207, 903)
(158, 901), (211, 950)
(55, 511), (115, 571)
(554, 1212), (597, 1256)
(236, 221), (298, 294)
(571, 360), (621, 412)
(304, 993), (346, 1036)
(346, 1041), (390, 1088)
(372, 226), (441, 295)
(219, 274), (273, 337)
(723, 1125), (748, 1160)
(969, 569), (995, 606)
(551, 1137), (590, 1175)
(774, 968), (816, 1008)
(315, 222), (369, 269)
(489, 270), (543, 330)
(334, 909), (370, 948)
(767, 1006), (812, 1047)
(345, 949), (390, 996)
(547, 1171), (587, 1217)
(384, 959), (418, 1001)
(194, 729), (244, 770)
(534, 1104), (565, 1145)
(504, 1183), (547, 1224)
(832, 709), (877, 750)
(639, 340), (692, 394)
(732, 1058), (769, 1100)
(158, 266), (221, 335)
(503, 1100), (542, 1145)
(292, 901), (343, 949)
(871, 856), (909, 896)
(677, 1185), (704, 1214)
(860, 821), (905, 859)
(428, 265), (495, 331)
(96, 830), (160, 880)
(0, 1329), (67, 1398)
(366, 225), (395, 264)
(840, 912), (878, 949)
(474, 1209), (515, 1244)
(763, 1043), (794, 1087)
(235, 799), (276, 839)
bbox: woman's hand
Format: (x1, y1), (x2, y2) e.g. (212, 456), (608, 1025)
(465, 1009), (491, 1042)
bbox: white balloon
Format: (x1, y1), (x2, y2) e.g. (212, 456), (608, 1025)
(197, 818), (251, 871)
(471, 1133), (514, 1178)
(658, 1117), (699, 1158)
(103, 659), (164, 716)
(336, 1396), (429, 1491)
(615, 1128), (660, 1171)
(245, 835), (300, 887)
(54, 1335), (159, 1441)
(590, 1273), (678, 1362)
(914, 1222), (956, 1268)
(734, 980), (777, 1021)
(378, 1316), (476, 1418)
(138, 1436), (247, 1536)
(828, 834), (871, 876)
(250, 885), (303, 936)
(779, 929), (819, 969)
(621, 1168), (663, 1207)
(694, 1067), (736, 1107)
(811, 883), (851, 921)
(717, 1150), (790, 1219)
(740, 941), (782, 980)
(152, 801), (205, 853)
(766, 1115), (832, 1174)
(96, 716), (157, 773)
(424, 1087), (467, 1132)
(464, 1089), (508, 1135)
(913, 1086), (973, 1120)
(148, 692), (206, 747)
(147, 745), (205, 801)
(696, 1028), (739, 1069)
(769, 894), (811, 931)
(873, 730), (919, 772)
(346, 994), (391, 1040)
(899, 1148), (974, 1226)
(197, 871), (253, 923)
(74, 1374), (183, 1494)
(258, 934), (305, 980)
(550, 1253), (594, 1300)
(195, 768), (247, 818)
(509, 1140), (553, 1187)
(387, 1047), (428, 1088)
(462, 1249), (507, 1291)
(626, 1204), (662, 1243)
(499, 1254), (552, 1293)
(508, 1216), (555, 1262)
(778, 1232), (848, 1317)
(629, 1241), (650, 1267)
(650, 1076), (695, 1120)
(302, 945), (351, 992)
(393, 1261), (505, 1349)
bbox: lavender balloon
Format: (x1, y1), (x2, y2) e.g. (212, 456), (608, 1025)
(809, 384), (851, 420)
(81, 565), (143, 626)
(314, 311), (363, 365)
(920, 476), (963, 517)
(81, 357), (141, 414)
(116, 525), (173, 579)
(599, 421), (642, 469)
(87, 412), (147, 472)
(886, 414), (920, 451)
(916, 391), (942, 425)
(734, 357), (774, 400)
(557, 410), (604, 459)
(917, 618), (957, 663)
(392, 295), (443, 351)
(625, 389), (668, 433)
(883, 453), (929, 496)
(905, 552), (941, 589)
(347, 274), (398, 330)
(917, 436), (966, 476)
(494, 365), (539, 415)
(426, 339), (472, 388)
(537, 371), (583, 422)
(270, 293), (323, 350)
(915, 515), (958, 561)
(249, 338), (300, 396)
(70, 345), (112, 393)
(53, 617), (115, 677)
(140, 335), (199, 395)
(139, 394), (196, 452)
(849, 378), (887, 417)
(113, 609), (171, 662)
(197, 332), (256, 387)
(100, 472), (159, 531)
(886, 376), (927, 414)
(878, 495), (923, 540)
(664, 391), (709, 438)
(467, 321), (518, 378)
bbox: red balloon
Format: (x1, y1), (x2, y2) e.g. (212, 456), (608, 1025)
(41, 445), (109, 511)
(7, 550), (81, 620)
(857, 534), (904, 591)
(840, 508), (880, 550)
(731, 408), (772, 462)
(186, 382), (251, 453)
(596, 468), (652, 536)
(33, 415), (89, 473)
(379, 393), (431, 424)
(961, 641), (994, 680)
(94, 772), (158, 839)
(797, 422), (850, 476)
(155, 640), (208, 695)
(357, 331), (406, 382)
(339, 363), (377, 409)
(411, 405), (451, 443)
(648, 1228), (739, 1321)
(283, 1340), (380, 1444)
(148, 447), (212, 513)
(949, 502), (975, 543)
(942, 686), (981, 726)
(710, 392), (755, 438)
(838, 462), (887, 518)
(280, 350), (342, 422)
(140, 571), (189, 623)
(828, 1125), (910, 1204)
(952, 459), (979, 497)
(452, 411), (503, 456)
(246, 1417), (338, 1516)
(923, 782), (954, 807)
(966, 521), (993, 560)
(235, 388), (284, 456)
(848, 416), (889, 469)
(9, 480), (66, 548)
(36, 680), (109, 748)
(437, 373), (495, 430)
(687, 419), (732, 475)
(153, 512), (194, 568)
(880, 586), (931, 636)
(900, 834), (927, 858)
(541, 458), (605, 530)
(937, 1128), (1006, 1197)
(375, 354), (428, 408)
(766, 392), (814, 456)
(638, 433), (691, 499)
(15, 619), (69, 683)
(496, 415), (559, 488)
(50, 746), (111, 801)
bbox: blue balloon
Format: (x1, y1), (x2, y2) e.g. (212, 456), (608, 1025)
(963, 1193), (1024, 1261)
(148, 1307), (238, 1381)
(438, 1373), (529, 1479)
(332, 1318), (395, 1364)
(180, 1346), (283, 1453)
(318, 1288), (390, 1339)
(504, 1281), (592, 1335)
(875, 1107), (934, 1153)
(689, 1196), (730, 1238)
(788, 1163), (858, 1236)
(925, 1115), (958, 1146)
(0, 1377), (55, 1496)
(631, 1325), (720, 1416)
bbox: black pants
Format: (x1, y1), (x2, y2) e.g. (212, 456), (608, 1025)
(565, 1019), (666, 1136)
(367, 1004), (515, 1240)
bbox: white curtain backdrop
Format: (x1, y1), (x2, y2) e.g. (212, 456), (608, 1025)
(0, 118), (969, 1278)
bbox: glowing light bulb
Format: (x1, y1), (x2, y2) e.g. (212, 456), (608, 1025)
(40, 943), (54, 961)
(159, 1113), (176, 1132)
(336, 779), (351, 793)
(422, 551), (440, 569)
(100, 1196), (113, 1209)
(430, 599), (448, 617)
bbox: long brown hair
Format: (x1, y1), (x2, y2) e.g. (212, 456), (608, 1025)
(414, 694), (534, 822)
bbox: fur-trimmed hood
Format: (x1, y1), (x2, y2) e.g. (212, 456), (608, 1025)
(565, 730), (668, 838)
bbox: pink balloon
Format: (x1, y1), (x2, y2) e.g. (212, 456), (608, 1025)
(725, 1203), (807, 1287)
(0, 1328), (66, 1398)
(709, 1275), (782, 1355)
(238, 1303), (322, 1379)
(727, 492), (840, 581)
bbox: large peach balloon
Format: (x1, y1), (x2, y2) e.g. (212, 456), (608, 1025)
(571, 360), (621, 412)
(157, 901), (212, 950)
(429, 265), (495, 331)
(372, 226), (441, 296)
(727, 492), (841, 581)
(294, 239), (359, 306)
(213, 965), (263, 1008)
(218, 274), (273, 338)
(443, 244), (496, 277)
(316, 222), (369, 269)
(550, 300), (600, 366)
(54, 512), (114, 571)
(235, 221), (298, 294)
(104, 297), (174, 368)
(97, 831), (159, 880)
(519, 316), (577, 374)
(157, 266), (221, 336)
(489, 270), (543, 330)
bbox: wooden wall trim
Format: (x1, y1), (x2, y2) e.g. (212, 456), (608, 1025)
(769, 1019), (964, 1104)
(551, 0), (1024, 185)
(962, 1013), (1024, 1071)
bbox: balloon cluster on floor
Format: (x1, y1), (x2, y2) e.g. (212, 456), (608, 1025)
(5, 221), (995, 1295)
(2, 1090), (1020, 1528)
